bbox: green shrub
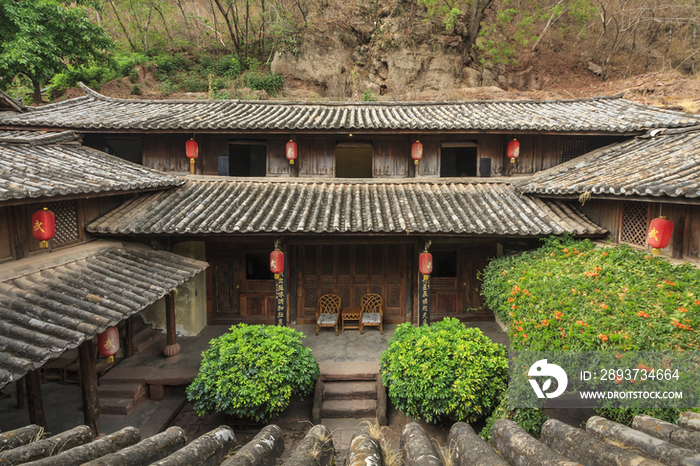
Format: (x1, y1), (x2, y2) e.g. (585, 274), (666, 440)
(128, 68), (140, 83)
(160, 80), (179, 96)
(380, 318), (508, 423)
(186, 324), (319, 422)
(130, 85), (142, 95)
(362, 89), (376, 101)
(182, 73), (207, 92)
(245, 72), (284, 96)
(154, 53), (191, 79)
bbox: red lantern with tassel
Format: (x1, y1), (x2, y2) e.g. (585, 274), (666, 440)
(186, 138), (198, 174)
(32, 208), (55, 249)
(507, 138), (520, 164)
(286, 140), (297, 165)
(411, 140), (423, 165)
(419, 251), (433, 275)
(647, 216), (673, 255)
(97, 327), (120, 359)
(270, 250), (284, 278)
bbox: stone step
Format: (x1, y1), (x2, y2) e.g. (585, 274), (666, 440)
(98, 382), (146, 400)
(133, 324), (161, 352)
(321, 399), (377, 418)
(324, 381), (376, 401)
(100, 397), (139, 415)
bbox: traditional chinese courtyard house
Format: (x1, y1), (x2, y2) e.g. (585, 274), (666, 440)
(2, 85), (699, 334)
(0, 126), (207, 433)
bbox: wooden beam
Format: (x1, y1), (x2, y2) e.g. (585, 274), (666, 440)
(16, 376), (25, 409)
(163, 291), (180, 357)
(125, 316), (134, 358)
(25, 369), (46, 429)
(79, 340), (100, 436)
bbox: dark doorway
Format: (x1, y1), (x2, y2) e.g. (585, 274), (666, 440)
(441, 147), (478, 177)
(229, 143), (266, 176)
(336, 146), (373, 178)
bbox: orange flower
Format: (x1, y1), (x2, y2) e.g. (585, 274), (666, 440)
(502, 271), (507, 276)
(630, 379), (636, 384)
(679, 308), (688, 313)
(598, 334), (609, 341)
(507, 297), (515, 303)
(615, 375), (623, 384)
(541, 319), (549, 327)
(562, 249), (569, 253)
(512, 305), (517, 310)
(694, 300), (700, 306)
(523, 333), (528, 338)
(637, 311), (650, 318)
(524, 290), (530, 296)
(615, 353), (623, 359)
(602, 252), (608, 256)
(576, 320), (584, 325)
(600, 304), (609, 310)
(663, 279), (677, 286)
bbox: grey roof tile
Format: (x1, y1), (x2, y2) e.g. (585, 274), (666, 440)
(516, 125), (700, 198)
(0, 130), (184, 202)
(1, 85), (698, 132)
(0, 242), (207, 388)
(86, 177), (606, 236)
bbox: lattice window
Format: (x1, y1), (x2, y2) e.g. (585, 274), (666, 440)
(355, 245), (367, 275)
(304, 245), (317, 275)
(370, 245), (383, 276)
(387, 245), (400, 276)
(47, 200), (79, 246)
(338, 245), (350, 275)
(620, 201), (649, 247)
(561, 138), (586, 162)
(321, 245), (334, 276)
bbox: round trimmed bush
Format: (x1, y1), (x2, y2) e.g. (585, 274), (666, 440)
(186, 324), (319, 422)
(380, 318), (507, 423)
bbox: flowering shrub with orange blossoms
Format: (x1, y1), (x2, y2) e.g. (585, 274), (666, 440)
(482, 236), (700, 352)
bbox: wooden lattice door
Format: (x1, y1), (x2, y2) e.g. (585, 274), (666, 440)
(619, 201), (650, 247)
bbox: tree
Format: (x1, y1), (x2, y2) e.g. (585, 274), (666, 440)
(419, 0), (496, 64)
(0, 0), (114, 103)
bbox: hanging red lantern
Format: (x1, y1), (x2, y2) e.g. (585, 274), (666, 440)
(411, 140), (423, 165)
(32, 208), (55, 249)
(647, 216), (673, 255)
(286, 140), (297, 165)
(419, 251), (433, 275)
(97, 327), (120, 358)
(507, 138), (520, 164)
(270, 250), (284, 278)
(186, 138), (198, 174)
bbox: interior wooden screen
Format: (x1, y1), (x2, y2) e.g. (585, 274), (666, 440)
(299, 243), (406, 324)
(619, 201), (650, 247)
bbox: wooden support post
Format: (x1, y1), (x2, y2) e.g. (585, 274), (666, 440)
(79, 340), (100, 436)
(163, 291), (180, 357)
(673, 216), (685, 259)
(125, 316), (134, 358)
(16, 377), (25, 409)
(25, 369), (46, 429)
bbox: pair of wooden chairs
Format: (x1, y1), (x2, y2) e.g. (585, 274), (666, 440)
(315, 293), (384, 335)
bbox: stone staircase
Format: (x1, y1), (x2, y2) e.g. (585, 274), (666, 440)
(131, 315), (162, 353)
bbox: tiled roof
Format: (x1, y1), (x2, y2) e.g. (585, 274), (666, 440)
(0, 84), (697, 133)
(87, 177), (606, 237)
(516, 126), (700, 199)
(0, 241), (207, 388)
(0, 130), (184, 202)
(0, 91), (25, 112)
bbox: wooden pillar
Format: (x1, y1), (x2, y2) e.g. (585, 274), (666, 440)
(163, 291), (180, 357)
(16, 377), (25, 409)
(79, 340), (99, 436)
(672, 216), (685, 259)
(125, 316), (135, 358)
(25, 369), (46, 429)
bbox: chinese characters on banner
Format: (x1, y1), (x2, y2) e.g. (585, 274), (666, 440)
(419, 273), (430, 326)
(275, 254), (287, 326)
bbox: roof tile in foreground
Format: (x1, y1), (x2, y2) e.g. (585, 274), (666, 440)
(0, 241), (207, 388)
(516, 126), (700, 199)
(1, 84), (697, 132)
(0, 130), (184, 202)
(87, 177), (607, 236)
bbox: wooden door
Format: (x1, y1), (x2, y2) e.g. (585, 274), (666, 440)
(298, 243), (406, 324)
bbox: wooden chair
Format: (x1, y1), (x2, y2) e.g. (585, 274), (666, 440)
(360, 293), (383, 335)
(316, 294), (341, 335)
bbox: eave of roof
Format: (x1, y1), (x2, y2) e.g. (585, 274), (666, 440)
(516, 125), (700, 200)
(0, 130), (185, 203)
(0, 84), (697, 133)
(86, 176), (607, 237)
(0, 241), (207, 388)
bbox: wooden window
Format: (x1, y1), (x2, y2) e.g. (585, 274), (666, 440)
(619, 201), (650, 247)
(561, 138), (586, 163)
(49, 200), (80, 246)
(304, 245), (317, 275)
(321, 245), (334, 276)
(355, 245), (367, 275)
(336, 146), (373, 178)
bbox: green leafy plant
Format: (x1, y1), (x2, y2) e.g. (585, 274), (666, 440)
(182, 73), (207, 93)
(380, 318), (508, 423)
(130, 84), (142, 95)
(245, 72), (283, 96)
(361, 89), (376, 101)
(186, 324), (319, 423)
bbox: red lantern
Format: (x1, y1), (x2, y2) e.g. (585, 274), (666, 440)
(647, 216), (673, 255)
(270, 250), (284, 278)
(419, 251), (433, 275)
(97, 327), (120, 358)
(286, 140), (297, 165)
(186, 138), (198, 174)
(32, 208), (55, 249)
(507, 138), (520, 164)
(411, 140), (423, 165)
